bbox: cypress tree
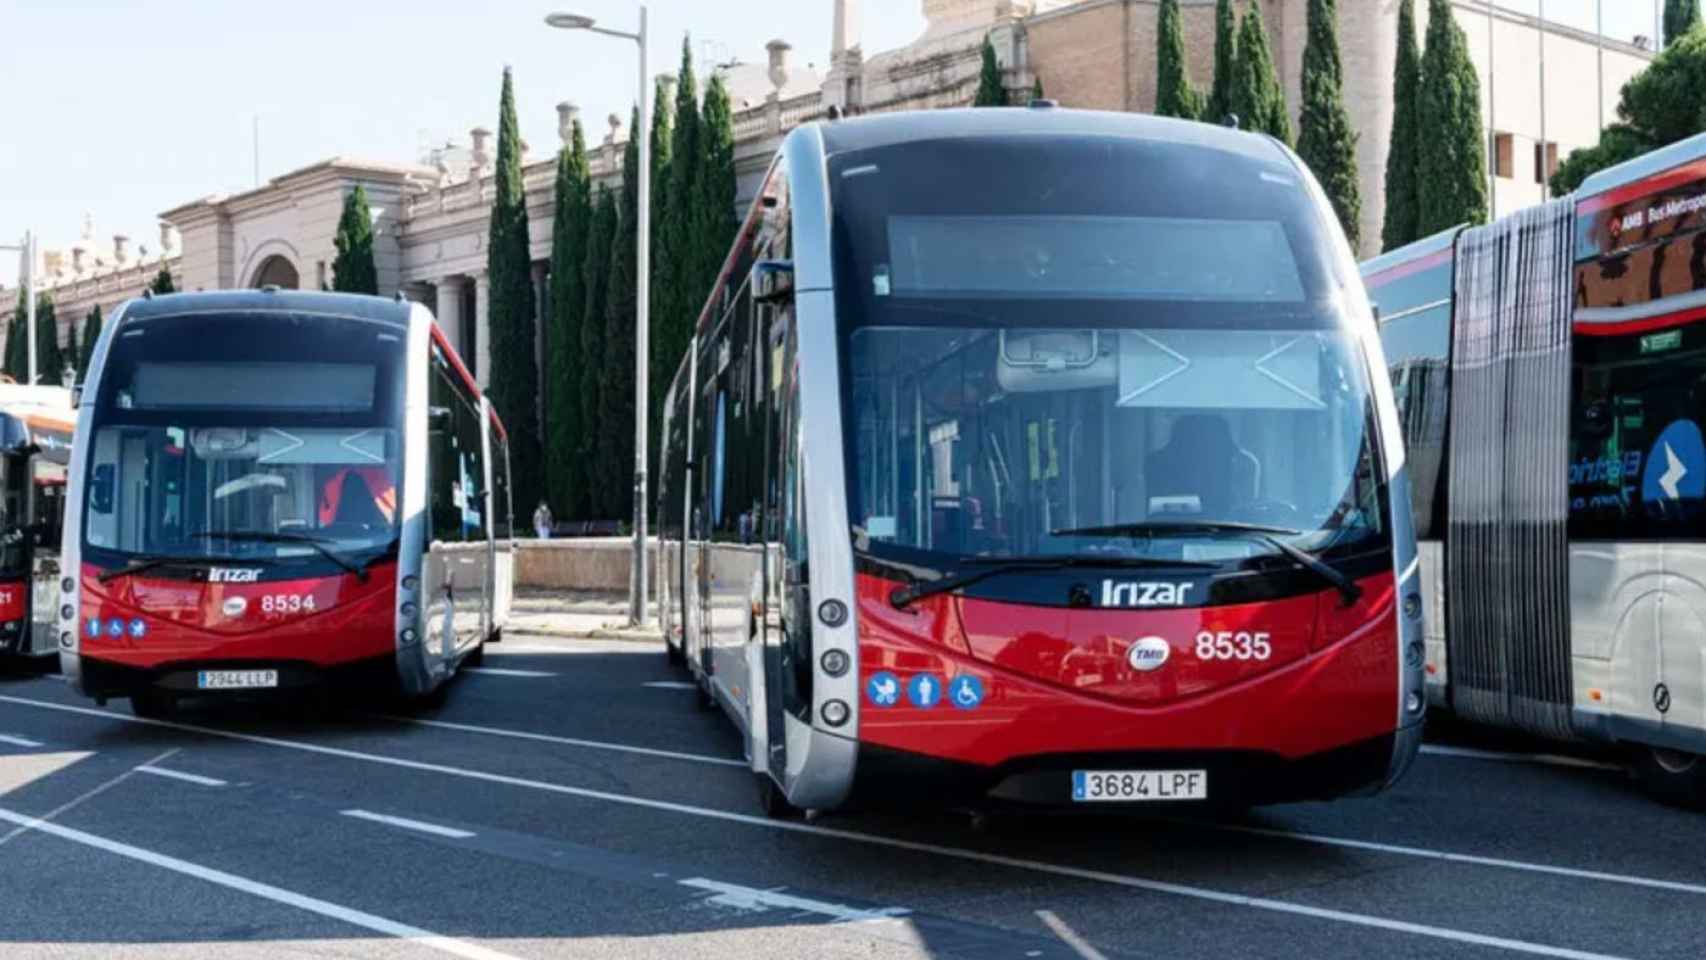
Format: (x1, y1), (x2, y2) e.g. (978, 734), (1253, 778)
(65, 314), (78, 381)
(694, 74), (737, 316)
(659, 39), (700, 451)
(484, 67), (544, 516)
(1156, 0), (1204, 120)
(5, 293), (25, 381)
(600, 108), (642, 525)
(1207, 0), (1238, 123)
(547, 117), (591, 519)
(1032, 76), (1044, 102)
(1231, 2), (1290, 142)
(34, 296), (61, 385)
(581, 187), (618, 517)
(1296, 0), (1361, 248)
(1416, 0), (1489, 233)
(647, 75), (674, 496)
(1382, 0), (1422, 251)
(150, 266), (175, 295)
(974, 37), (1008, 106)
(331, 184), (378, 294)
(79, 305), (102, 379)
(1667, 0), (1701, 45)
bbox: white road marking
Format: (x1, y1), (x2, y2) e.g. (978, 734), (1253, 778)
(463, 667), (554, 678)
(0, 805), (520, 960)
(643, 681), (698, 690)
(0, 695), (1638, 960)
(1199, 821), (1706, 897)
(1036, 910), (1109, 960)
(135, 765), (227, 788)
(376, 714), (746, 768)
(1420, 744), (1623, 773)
(342, 809), (475, 839)
(0, 734), (44, 748)
(0, 748), (177, 849)
(679, 878), (909, 923)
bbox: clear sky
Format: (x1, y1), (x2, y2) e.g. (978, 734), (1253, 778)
(0, 0), (1665, 289)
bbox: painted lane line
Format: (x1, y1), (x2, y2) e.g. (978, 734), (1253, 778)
(1198, 821), (1706, 898)
(342, 809), (476, 839)
(376, 713), (747, 768)
(0, 747), (177, 849)
(134, 765), (227, 788)
(0, 805), (521, 960)
(1420, 744), (1623, 773)
(462, 667), (555, 678)
(680, 878), (910, 923)
(642, 681), (698, 690)
(1036, 910), (1110, 960)
(0, 734), (44, 748)
(0, 695), (1636, 960)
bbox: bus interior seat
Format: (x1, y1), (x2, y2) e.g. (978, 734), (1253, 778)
(1144, 414), (1259, 516)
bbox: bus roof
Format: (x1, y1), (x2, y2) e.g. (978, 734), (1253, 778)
(1359, 226), (1463, 285)
(1577, 129), (1706, 202)
(814, 106), (1292, 163)
(119, 289), (412, 328)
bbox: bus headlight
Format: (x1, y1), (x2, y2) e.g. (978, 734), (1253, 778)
(1405, 641), (1424, 668)
(60, 604), (75, 621)
(59, 631), (73, 649)
(1406, 691), (1424, 715)
(820, 649), (850, 677)
(402, 575), (419, 591)
(820, 699), (850, 727)
(1402, 593), (1422, 621)
(61, 577), (74, 593)
(400, 627), (418, 644)
(400, 602), (418, 618)
(818, 599), (847, 627)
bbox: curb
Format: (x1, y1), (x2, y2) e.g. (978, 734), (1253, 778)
(504, 627), (664, 645)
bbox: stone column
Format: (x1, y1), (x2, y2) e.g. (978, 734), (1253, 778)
(436, 276), (464, 355)
(473, 271), (491, 387)
(403, 281), (434, 306)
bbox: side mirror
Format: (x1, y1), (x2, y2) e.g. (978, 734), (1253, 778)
(429, 405), (454, 434)
(90, 464), (115, 514)
(752, 259), (795, 306)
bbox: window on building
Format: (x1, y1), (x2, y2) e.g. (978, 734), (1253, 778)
(1534, 141), (1559, 184)
(1492, 132), (1515, 179)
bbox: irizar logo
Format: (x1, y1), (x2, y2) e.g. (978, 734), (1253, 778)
(1127, 636), (1172, 672)
(1101, 579), (1194, 607)
(208, 568), (262, 584)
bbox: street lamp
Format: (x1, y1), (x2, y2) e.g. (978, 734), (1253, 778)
(546, 7), (652, 627)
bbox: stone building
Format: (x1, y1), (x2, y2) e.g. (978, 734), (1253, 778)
(2, 0), (1655, 389)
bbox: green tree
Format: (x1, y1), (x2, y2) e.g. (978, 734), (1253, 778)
(974, 37), (1008, 106)
(647, 75), (675, 484)
(580, 186), (618, 517)
(1031, 76), (1044, 102)
(1296, 0), (1361, 247)
(1156, 0), (1204, 120)
(5, 292), (25, 381)
(34, 296), (61, 385)
(1207, 0), (1238, 123)
(1415, 0), (1489, 233)
(331, 184), (379, 294)
(1231, 2), (1290, 142)
(658, 38), (700, 462)
(1382, 0), (1422, 251)
(150, 266), (175, 295)
(694, 74), (737, 322)
(79, 305), (102, 379)
(1550, 29), (1706, 195)
(547, 116), (592, 519)
(1667, 0), (1701, 45)
(484, 67), (544, 516)
(600, 108), (642, 525)
(65, 313), (78, 381)
(1551, 125), (1652, 197)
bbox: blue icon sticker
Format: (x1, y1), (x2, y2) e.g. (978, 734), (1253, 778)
(1072, 771), (1088, 800)
(949, 674), (985, 710)
(128, 619), (147, 639)
(866, 671), (901, 707)
(906, 673), (943, 709)
(1642, 419), (1706, 507)
(105, 618), (125, 638)
(86, 618), (100, 638)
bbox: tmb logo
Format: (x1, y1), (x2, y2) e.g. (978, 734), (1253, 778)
(208, 568), (262, 584)
(1101, 580), (1194, 607)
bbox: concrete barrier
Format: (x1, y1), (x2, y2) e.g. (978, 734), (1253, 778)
(515, 537), (656, 591)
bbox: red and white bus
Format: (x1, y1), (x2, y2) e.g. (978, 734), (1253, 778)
(58, 289), (513, 716)
(658, 106), (1423, 815)
(0, 383), (75, 661)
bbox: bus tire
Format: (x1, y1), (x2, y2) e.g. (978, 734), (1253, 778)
(1635, 747), (1706, 809)
(130, 691), (177, 720)
(756, 774), (801, 819)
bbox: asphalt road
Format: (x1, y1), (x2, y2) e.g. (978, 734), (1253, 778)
(0, 636), (1701, 960)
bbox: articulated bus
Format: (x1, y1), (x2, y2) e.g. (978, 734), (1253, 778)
(658, 106), (1423, 816)
(1362, 131), (1706, 807)
(59, 290), (513, 717)
(0, 383), (75, 660)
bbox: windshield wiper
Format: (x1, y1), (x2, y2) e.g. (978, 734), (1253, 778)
(188, 531), (370, 582)
(97, 554), (209, 585)
(890, 555), (1213, 610)
(1051, 521), (1360, 606)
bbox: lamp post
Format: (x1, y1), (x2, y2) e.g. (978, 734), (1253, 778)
(547, 7), (652, 626)
(2, 232), (38, 384)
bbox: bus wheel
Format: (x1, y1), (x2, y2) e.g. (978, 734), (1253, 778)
(756, 774), (801, 819)
(130, 691), (177, 720)
(1635, 747), (1706, 810)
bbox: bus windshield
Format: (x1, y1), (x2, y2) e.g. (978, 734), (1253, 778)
(81, 312), (407, 573)
(832, 134), (1386, 569)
